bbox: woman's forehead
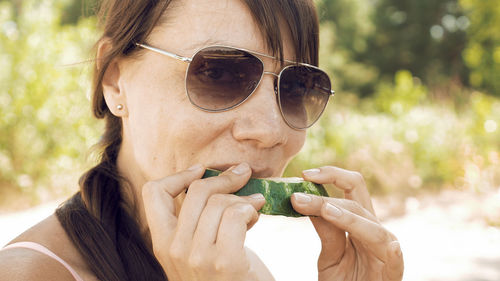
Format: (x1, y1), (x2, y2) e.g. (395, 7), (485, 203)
(149, 0), (294, 59)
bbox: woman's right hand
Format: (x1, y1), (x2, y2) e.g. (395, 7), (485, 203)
(142, 163), (273, 281)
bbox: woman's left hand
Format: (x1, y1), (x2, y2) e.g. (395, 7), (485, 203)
(290, 166), (404, 281)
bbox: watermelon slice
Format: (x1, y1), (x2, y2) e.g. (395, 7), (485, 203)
(202, 169), (329, 217)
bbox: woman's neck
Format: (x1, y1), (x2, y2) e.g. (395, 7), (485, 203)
(116, 145), (154, 249)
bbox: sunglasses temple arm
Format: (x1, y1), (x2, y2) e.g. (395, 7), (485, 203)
(135, 43), (192, 63)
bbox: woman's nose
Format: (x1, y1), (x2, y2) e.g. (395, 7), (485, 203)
(231, 75), (288, 148)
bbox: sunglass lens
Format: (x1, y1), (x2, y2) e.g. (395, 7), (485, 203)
(278, 65), (331, 129)
(186, 46), (263, 111)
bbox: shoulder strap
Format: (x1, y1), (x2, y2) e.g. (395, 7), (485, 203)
(2, 241), (85, 281)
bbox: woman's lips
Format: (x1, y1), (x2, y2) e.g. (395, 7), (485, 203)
(208, 164), (274, 178)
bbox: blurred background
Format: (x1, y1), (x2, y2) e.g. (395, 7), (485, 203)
(0, 0), (499, 280)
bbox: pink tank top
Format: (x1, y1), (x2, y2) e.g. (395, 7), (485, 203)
(2, 241), (85, 281)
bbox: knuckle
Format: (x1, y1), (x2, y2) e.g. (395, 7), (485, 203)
(151, 241), (174, 264)
(214, 257), (231, 273)
(207, 193), (226, 206)
(152, 245), (164, 260)
(391, 240), (402, 253)
(225, 203), (255, 219)
(188, 252), (206, 271)
(168, 244), (185, 263)
(350, 171), (365, 187)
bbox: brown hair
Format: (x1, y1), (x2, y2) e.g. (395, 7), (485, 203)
(56, 1), (319, 280)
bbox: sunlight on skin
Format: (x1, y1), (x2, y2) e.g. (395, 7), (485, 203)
(0, 201), (61, 246)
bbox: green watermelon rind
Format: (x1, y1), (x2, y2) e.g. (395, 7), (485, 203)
(202, 169), (329, 217)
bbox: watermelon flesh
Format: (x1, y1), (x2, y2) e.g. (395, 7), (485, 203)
(202, 169), (329, 217)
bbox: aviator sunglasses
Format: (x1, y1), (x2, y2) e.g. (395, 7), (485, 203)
(135, 43), (335, 130)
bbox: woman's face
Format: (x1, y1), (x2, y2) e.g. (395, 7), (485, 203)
(114, 0), (306, 186)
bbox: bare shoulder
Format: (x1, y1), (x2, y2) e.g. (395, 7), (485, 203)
(0, 246), (76, 281)
(1, 213), (96, 281)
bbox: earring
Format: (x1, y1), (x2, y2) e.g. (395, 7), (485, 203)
(116, 104), (124, 110)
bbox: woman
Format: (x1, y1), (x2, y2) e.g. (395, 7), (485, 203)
(0, 0), (404, 280)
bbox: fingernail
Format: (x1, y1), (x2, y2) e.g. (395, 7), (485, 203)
(232, 163), (250, 175)
(325, 202), (342, 217)
(293, 193), (311, 204)
(188, 164), (203, 171)
(303, 168), (320, 176)
(249, 193), (265, 200)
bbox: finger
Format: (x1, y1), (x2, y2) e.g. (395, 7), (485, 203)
(292, 193), (378, 222)
(188, 194), (264, 278)
(383, 241), (404, 281)
(309, 216), (346, 271)
(142, 164), (206, 246)
(215, 203), (259, 271)
(192, 193), (265, 247)
(292, 193), (396, 262)
(172, 163), (252, 250)
(320, 202), (396, 262)
(302, 166), (375, 214)
(292, 193), (348, 270)
(292, 193), (347, 270)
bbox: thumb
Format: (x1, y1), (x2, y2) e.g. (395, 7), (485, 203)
(310, 216), (347, 272)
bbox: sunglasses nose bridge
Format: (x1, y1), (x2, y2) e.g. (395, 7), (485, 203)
(263, 71), (279, 96)
(263, 71), (279, 77)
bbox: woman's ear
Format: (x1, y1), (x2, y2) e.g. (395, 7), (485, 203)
(97, 38), (128, 117)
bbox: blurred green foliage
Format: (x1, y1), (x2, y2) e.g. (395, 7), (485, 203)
(0, 0), (499, 209)
(0, 0), (100, 209)
(460, 0), (500, 95)
(317, 0), (499, 97)
(374, 70), (427, 115)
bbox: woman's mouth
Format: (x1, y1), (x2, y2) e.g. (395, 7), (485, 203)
(208, 164), (274, 178)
